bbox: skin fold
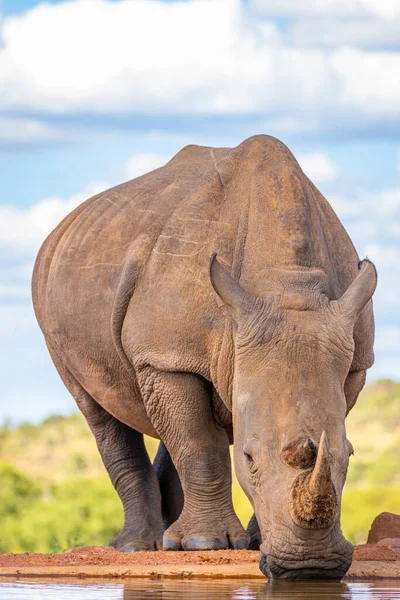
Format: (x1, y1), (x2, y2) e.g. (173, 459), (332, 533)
(32, 135), (376, 578)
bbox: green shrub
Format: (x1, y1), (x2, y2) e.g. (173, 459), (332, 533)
(342, 486), (400, 545)
(1, 475), (123, 553)
(0, 462), (41, 518)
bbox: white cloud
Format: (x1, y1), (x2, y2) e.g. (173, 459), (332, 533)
(388, 223), (400, 237)
(0, 261), (34, 281)
(0, 284), (31, 298)
(0, 151), (171, 261)
(368, 355), (400, 380)
(325, 185), (400, 233)
(0, 182), (106, 253)
(364, 243), (400, 269)
(0, 117), (71, 144)
(298, 152), (338, 182)
(331, 48), (400, 116)
(375, 325), (400, 351)
(346, 219), (378, 239)
(279, 17), (400, 51)
(367, 186), (400, 215)
(251, 0), (400, 19)
(328, 195), (363, 218)
(375, 281), (400, 308)
(0, 0), (271, 115)
(0, 304), (36, 335)
(125, 152), (170, 180)
(0, 0), (399, 141)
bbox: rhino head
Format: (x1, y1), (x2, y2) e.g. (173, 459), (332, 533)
(210, 255), (377, 579)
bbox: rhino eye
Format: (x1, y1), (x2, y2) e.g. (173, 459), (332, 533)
(244, 452), (253, 463)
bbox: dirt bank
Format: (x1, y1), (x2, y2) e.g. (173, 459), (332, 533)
(0, 544), (399, 580)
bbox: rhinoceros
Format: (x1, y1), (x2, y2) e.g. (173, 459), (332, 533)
(32, 135), (376, 579)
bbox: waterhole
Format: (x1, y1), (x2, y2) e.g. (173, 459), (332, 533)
(1, 579), (400, 599)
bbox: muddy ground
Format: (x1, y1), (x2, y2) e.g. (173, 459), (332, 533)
(0, 543), (399, 580)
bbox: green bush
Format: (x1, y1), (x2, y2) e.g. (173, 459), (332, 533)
(1, 475), (123, 553)
(342, 486), (400, 545)
(3, 462), (398, 553)
(0, 462), (41, 519)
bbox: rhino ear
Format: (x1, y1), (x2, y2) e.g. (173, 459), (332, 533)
(209, 254), (255, 322)
(332, 259), (377, 323)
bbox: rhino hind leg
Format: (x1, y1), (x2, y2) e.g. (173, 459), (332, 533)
(154, 441), (184, 529)
(47, 345), (164, 551)
(139, 367), (249, 551)
(247, 514), (262, 550)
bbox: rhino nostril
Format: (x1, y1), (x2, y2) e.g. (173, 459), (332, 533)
(306, 437), (318, 453)
(281, 437), (318, 469)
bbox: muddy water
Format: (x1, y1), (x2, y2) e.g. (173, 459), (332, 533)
(1, 579), (400, 599)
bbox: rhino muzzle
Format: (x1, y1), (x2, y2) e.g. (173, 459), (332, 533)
(259, 517), (353, 580)
(259, 549), (352, 580)
(289, 430), (338, 530)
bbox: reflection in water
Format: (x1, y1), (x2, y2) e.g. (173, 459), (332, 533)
(0, 579), (400, 599)
(121, 580), (400, 599)
(120, 580), (352, 599)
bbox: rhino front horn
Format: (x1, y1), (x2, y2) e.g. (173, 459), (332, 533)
(289, 430), (338, 530)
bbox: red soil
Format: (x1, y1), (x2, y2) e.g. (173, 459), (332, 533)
(0, 543), (399, 579)
(0, 547), (256, 568)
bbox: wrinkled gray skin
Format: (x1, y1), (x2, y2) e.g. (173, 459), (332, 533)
(32, 136), (376, 579)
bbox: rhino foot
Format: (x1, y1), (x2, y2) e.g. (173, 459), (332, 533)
(115, 541), (162, 552)
(109, 528), (163, 552)
(163, 514), (249, 551)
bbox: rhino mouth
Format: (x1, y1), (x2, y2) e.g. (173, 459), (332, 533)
(259, 551), (352, 580)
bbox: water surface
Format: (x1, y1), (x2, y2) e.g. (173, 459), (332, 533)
(1, 579), (400, 599)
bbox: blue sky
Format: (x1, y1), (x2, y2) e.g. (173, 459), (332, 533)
(1, 0), (400, 422)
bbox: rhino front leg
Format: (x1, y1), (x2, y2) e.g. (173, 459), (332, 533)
(139, 368), (249, 551)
